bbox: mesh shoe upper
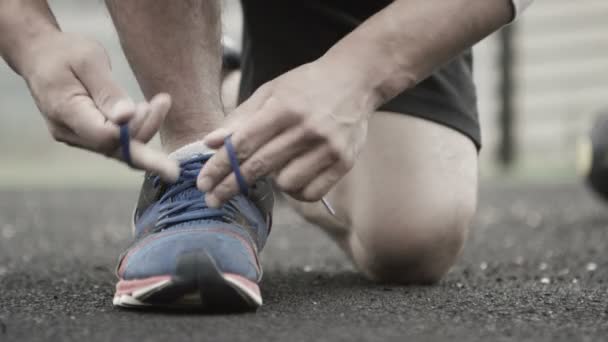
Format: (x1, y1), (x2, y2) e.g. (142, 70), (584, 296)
(116, 154), (274, 282)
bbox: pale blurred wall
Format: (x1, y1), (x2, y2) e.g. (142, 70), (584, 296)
(0, 0), (606, 188)
(476, 0), (608, 178)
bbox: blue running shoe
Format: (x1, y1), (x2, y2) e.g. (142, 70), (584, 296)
(113, 153), (274, 311)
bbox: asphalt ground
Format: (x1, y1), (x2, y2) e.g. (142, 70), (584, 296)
(0, 182), (607, 341)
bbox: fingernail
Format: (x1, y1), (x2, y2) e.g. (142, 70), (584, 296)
(203, 129), (227, 142)
(111, 99), (136, 121)
(198, 177), (213, 192)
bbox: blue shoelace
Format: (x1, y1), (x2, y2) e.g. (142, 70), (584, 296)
(120, 125), (248, 232)
(151, 155), (243, 231)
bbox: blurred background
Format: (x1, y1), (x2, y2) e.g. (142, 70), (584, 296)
(0, 0), (606, 188)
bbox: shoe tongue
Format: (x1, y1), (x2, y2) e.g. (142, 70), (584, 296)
(168, 141), (215, 162)
(167, 142), (216, 204)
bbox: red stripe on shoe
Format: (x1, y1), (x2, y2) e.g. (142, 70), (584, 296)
(223, 273), (261, 299)
(115, 275), (172, 296)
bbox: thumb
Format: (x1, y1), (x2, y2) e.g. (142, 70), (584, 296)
(203, 126), (236, 149)
(204, 81), (274, 148)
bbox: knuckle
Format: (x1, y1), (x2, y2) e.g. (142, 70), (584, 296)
(300, 189), (323, 202)
(244, 158), (267, 181)
(267, 96), (303, 124)
(46, 97), (74, 123)
(288, 192), (307, 202)
(326, 142), (343, 160)
(214, 182), (233, 198)
(46, 104), (62, 122)
(73, 40), (110, 72)
(233, 140), (253, 160)
(276, 175), (298, 192)
(340, 152), (355, 170)
(48, 125), (64, 142)
(325, 172), (341, 187)
(80, 40), (106, 61)
(94, 88), (114, 110)
(212, 155), (232, 174)
(326, 138), (353, 168)
(301, 120), (324, 140)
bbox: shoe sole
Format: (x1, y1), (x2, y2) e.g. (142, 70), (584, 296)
(113, 251), (262, 312)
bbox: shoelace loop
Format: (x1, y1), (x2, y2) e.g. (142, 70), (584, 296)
(151, 155), (242, 232)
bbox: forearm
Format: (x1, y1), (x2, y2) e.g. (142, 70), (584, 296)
(321, 0), (513, 109)
(0, 0), (59, 75)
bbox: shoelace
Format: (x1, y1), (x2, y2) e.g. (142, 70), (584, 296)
(151, 155), (243, 232)
(120, 125), (244, 232)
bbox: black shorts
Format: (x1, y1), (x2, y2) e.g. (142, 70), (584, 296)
(238, 0), (481, 149)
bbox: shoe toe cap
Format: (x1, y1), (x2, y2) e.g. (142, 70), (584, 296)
(119, 227), (260, 282)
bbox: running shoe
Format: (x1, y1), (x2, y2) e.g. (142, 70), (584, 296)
(113, 151), (273, 311)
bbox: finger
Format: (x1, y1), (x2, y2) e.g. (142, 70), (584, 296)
(133, 94), (171, 143)
(204, 82), (274, 148)
(197, 143), (236, 193)
(62, 95), (120, 153)
(72, 48), (135, 124)
(203, 130), (313, 207)
(298, 165), (346, 202)
(46, 119), (80, 146)
(122, 140), (180, 183)
(127, 102), (150, 139)
(198, 98), (293, 192)
(275, 146), (337, 194)
(108, 98), (137, 124)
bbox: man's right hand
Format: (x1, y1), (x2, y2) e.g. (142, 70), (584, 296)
(13, 31), (179, 182)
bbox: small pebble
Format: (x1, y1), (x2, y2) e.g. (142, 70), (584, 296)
(303, 265), (313, 273)
(1, 224), (16, 240)
(586, 263), (597, 272)
(525, 213), (542, 228)
(480, 262), (488, 271)
(539, 262), (548, 271)
(540, 277), (550, 284)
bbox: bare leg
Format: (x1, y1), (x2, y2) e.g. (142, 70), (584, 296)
(288, 112), (479, 284)
(105, 0), (223, 152)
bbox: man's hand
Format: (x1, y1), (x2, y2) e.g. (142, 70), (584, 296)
(198, 60), (377, 207)
(17, 31), (179, 181)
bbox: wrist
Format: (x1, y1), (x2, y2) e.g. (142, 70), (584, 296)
(0, 1), (60, 75)
(319, 38), (418, 112)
